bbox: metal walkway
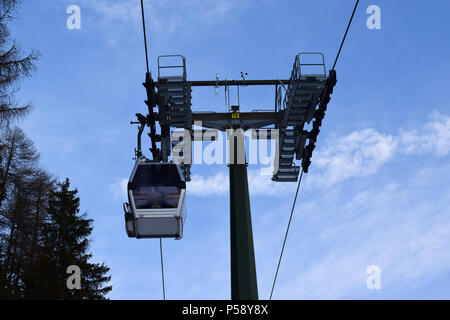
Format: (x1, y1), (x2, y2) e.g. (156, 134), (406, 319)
(273, 53), (334, 182)
(157, 55), (192, 181)
(157, 55), (192, 129)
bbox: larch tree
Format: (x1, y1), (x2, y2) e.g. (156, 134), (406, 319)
(0, 1), (112, 299)
(0, 0), (39, 125)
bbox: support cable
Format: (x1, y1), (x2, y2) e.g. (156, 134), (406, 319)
(270, 0), (360, 299)
(140, 0), (150, 73)
(332, 0), (360, 71)
(269, 169), (304, 300)
(224, 80), (228, 112)
(159, 238), (166, 300)
(139, 0), (159, 161)
(139, 0), (165, 300)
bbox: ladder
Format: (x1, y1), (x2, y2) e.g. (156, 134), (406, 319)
(157, 55), (192, 129)
(157, 55), (192, 181)
(273, 53), (327, 182)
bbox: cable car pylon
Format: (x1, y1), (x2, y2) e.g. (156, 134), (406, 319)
(126, 0), (339, 301)
(229, 129), (258, 299)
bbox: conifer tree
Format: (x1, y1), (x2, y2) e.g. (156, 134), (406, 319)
(35, 179), (112, 299)
(0, 0), (39, 125)
(0, 1), (112, 299)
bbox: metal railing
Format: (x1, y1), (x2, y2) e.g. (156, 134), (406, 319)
(157, 55), (187, 79)
(297, 52), (326, 78)
(281, 52), (326, 111)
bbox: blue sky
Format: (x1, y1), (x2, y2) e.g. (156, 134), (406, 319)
(9, 0), (450, 299)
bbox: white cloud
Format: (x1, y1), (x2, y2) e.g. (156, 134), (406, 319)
(399, 112), (450, 157)
(255, 162), (450, 299)
(311, 129), (397, 188)
(87, 0), (140, 25)
(189, 112), (450, 196)
(188, 168), (298, 197)
(189, 171), (229, 196)
(248, 169), (296, 196)
(308, 112), (450, 189)
(109, 178), (128, 200)
(79, 0), (245, 36)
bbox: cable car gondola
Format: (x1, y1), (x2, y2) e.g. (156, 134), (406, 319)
(123, 158), (186, 239)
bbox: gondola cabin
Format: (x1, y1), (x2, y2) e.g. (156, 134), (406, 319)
(123, 158), (186, 239)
